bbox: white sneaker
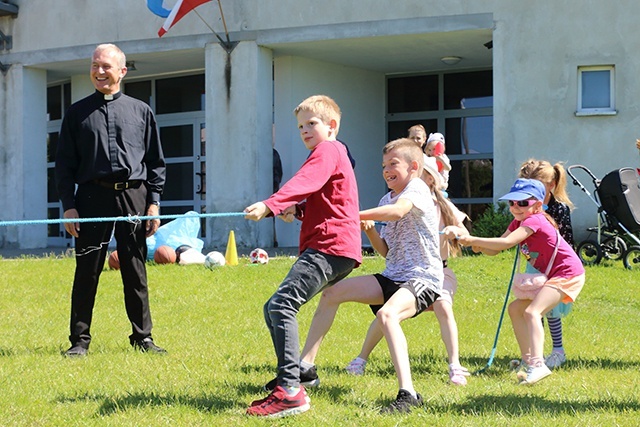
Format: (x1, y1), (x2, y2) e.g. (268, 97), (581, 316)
(345, 357), (367, 375)
(449, 364), (470, 386)
(519, 363), (552, 385)
(545, 351), (566, 369)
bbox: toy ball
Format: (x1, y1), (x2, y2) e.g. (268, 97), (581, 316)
(154, 245), (177, 264)
(108, 251), (120, 270)
(205, 251), (226, 269)
(249, 248), (269, 264)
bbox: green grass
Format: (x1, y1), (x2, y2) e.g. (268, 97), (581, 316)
(0, 250), (638, 426)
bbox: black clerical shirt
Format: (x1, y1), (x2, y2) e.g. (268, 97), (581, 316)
(55, 91), (166, 211)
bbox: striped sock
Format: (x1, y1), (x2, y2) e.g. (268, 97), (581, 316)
(547, 316), (564, 349)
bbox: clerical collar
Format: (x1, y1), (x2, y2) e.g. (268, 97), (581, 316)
(96, 90), (122, 101)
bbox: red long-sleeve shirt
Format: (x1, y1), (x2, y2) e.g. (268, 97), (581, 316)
(264, 140), (362, 266)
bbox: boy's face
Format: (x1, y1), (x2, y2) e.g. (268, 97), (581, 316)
(296, 110), (336, 150)
(382, 149), (419, 193)
(409, 131), (426, 146)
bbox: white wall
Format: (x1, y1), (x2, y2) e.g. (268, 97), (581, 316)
(492, 2), (640, 242)
(273, 56), (385, 248)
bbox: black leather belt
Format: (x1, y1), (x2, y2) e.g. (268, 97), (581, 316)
(93, 179), (142, 190)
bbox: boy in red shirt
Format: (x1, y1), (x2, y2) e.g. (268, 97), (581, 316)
(244, 95), (361, 417)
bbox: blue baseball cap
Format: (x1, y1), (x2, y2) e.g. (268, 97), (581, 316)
(499, 178), (546, 201)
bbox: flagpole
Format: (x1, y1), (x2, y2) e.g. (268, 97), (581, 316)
(193, 9), (226, 45)
(217, 0), (231, 45)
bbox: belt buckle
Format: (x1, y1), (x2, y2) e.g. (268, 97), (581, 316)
(114, 182), (127, 190)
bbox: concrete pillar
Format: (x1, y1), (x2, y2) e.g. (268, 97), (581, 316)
(70, 73), (94, 102)
(205, 41), (273, 250)
(0, 65), (48, 248)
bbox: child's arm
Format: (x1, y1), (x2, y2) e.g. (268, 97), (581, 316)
(441, 224), (468, 240)
(278, 205), (297, 222)
(244, 202), (272, 221)
(361, 220), (388, 257)
(360, 198), (413, 222)
(435, 154), (452, 171)
(456, 226), (532, 254)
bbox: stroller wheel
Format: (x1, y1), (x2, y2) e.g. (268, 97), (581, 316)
(576, 240), (603, 265)
(602, 236), (627, 260)
(623, 246), (640, 270)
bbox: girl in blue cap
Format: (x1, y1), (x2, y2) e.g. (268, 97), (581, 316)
(455, 178), (585, 385)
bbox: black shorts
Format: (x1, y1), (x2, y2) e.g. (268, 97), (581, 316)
(369, 273), (440, 317)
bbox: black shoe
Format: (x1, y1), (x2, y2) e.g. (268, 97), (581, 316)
(131, 337), (167, 354)
(380, 389), (423, 414)
(263, 365), (321, 392)
(64, 344), (88, 357)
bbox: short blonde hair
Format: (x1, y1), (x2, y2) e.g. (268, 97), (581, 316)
(293, 95), (341, 136)
(94, 43), (126, 69)
(408, 124), (426, 137)
(383, 138), (423, 170)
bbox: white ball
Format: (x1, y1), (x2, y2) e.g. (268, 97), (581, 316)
(205, 251), (226, 269)
(249, 248), (269, 264)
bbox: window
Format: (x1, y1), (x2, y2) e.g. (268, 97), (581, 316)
(155, 74), (205, 114)
(387, 70), (493, 221)
(577, 65), (615, 115)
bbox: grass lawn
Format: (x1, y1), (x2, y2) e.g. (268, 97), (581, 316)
(0, 250), (638, 426)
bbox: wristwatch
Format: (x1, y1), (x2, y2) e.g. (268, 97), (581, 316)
(150, 201), (160, 207)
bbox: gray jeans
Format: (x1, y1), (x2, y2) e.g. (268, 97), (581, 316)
(263, 248), (356, 388)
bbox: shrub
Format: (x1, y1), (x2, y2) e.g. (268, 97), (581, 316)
(471, 201), (512, 237)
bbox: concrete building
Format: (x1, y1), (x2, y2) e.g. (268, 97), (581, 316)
(1, 0), (639, 251)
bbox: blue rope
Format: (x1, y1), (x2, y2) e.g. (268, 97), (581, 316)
(0, 212), (247, 227)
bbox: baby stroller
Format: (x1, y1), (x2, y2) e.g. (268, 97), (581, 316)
(567, 165), (640, 270)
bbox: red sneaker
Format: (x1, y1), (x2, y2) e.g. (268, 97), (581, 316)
(247, 385), (310, 418)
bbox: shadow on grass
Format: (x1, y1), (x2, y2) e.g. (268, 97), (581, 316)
(0, 346), (67, 357)
(462, 355), (640, 376)
(55, 391), (239, 415)
(427, 393), (640, 416)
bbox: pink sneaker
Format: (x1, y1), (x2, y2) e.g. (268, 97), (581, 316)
(449, 364), (470, 386)
(247, 385), (310, 418)
(345, 357), (367, 375)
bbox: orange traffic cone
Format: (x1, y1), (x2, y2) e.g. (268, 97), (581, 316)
(225, 230), (238, 266)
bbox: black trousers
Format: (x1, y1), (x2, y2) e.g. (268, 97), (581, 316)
(69, 182), (153, 347)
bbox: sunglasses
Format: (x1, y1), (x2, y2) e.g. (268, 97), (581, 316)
(508, 199), (537, 207)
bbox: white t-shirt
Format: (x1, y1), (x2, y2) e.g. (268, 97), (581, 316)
(379, 177), (443, 294)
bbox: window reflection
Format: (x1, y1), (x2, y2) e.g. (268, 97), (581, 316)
(445, 116), (493, 155)
(387, 75), (438, 113)
(160, 125), (194, 157)
(164, 163), (194, 201)
(156, 75), (205, 114)
(444, 70), (493, 110)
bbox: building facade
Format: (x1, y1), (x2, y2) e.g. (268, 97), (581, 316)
(1, 0), (639, 250)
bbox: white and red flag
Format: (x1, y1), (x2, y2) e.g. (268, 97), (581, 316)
(158, 0), (212, 37)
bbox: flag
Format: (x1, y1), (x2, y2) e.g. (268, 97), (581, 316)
(147, 0), (172, 18)
(158, 0), (212, 38)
